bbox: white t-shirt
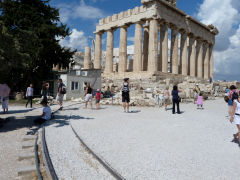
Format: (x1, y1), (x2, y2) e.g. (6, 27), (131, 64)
(26, 87), (34, 97)
(42, 106), (51, 120)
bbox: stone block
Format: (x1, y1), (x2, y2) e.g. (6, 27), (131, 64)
(133, 7), (140, 15)
(124, 9), (132, 17)
(105, 16), (112, 23)
(18, 166), (36, 176)
(140, 6), (147, 12)
(118, 12), (124, 20)
(99, 18), (105, 25)
(112, 14), (118, 21)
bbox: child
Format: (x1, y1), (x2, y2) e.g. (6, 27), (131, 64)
(34, 100), (51, 125)
(95, 89), (101, 110)
(230, 93), (240, 146)
(122, 78), (130, 113)
(196, 92), (203, 109)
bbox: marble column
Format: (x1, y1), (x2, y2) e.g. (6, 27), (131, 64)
(84, 47), (91, 69)
(160, 23), (169, 73)
(196, 40), (203, 78)
(170, 27), (179, 74)
(148, 19), (158, 73)
(94, 32), (102, 69)
(142, 26), (149, 71)
(118, 26), (128, 73)
(105, 30), (114, 73)
(180, 31), (188, 76)
(209, 44), (214, 79)
(189, 35), (196, 77)
(134, 22), (143, 72)
(203, 43), (210, 80)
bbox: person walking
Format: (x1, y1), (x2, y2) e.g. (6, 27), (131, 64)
(122, 78), (130, 113)
(95, 89), (101, 110)
(196, 92), (203, 109)
(84, 83), (93, 109)
(193, 84), (200, 104)
(163, 86), (170, 111)
(228, 85), (239, 117)
(57, 79), (66, 110)
(41, 81), (49, 102)
(1, 83), (10, 114)
(171, 85), (181, 114)
(230, 93), (240, 146)
(26, 83), (34, 108)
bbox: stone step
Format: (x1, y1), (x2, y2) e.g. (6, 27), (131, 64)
(18, 152), (35, 161)
(18, 166), (36, 176)
(22, 141), (35, 149)
(22, 135), (36, 141)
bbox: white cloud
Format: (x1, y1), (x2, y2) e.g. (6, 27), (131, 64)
(59, 29), (88, 51)
(197, 0), (240, 81)
(58, 0), (107, 23)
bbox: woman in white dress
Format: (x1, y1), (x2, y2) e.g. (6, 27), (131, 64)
(230, 93), (240, 146)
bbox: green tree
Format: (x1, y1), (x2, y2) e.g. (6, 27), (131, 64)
(0, 0), (75, 92)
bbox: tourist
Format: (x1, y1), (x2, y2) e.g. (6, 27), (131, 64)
(122, 78), (130, 113)
(84, 83), (93, 109)
(196, 92), (203, 109)
(171, 85), (181, 114)
(163, 86), (170, 111)
(1, 83), (10, 114)
(26, 83), (34, 108)
(104, 86), (112, 98)
(228, 85), (239, 117)
(193, 84), (200, 104)
(95, 89), (101, 110)
(230, 93), (240, 146)
(34, 100), (51, 125)
(41, 81), (49, 102)
(57, 79), (66, 110)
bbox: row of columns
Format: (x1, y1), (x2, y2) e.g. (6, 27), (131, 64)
(94, 19), (214, 79)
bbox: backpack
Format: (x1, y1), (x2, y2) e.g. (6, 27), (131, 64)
(122, 83), (129, 93)
(232, 91), (238, 101)
(61, 84), (67, 94)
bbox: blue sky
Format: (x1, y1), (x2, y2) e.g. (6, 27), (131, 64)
(50, 0), (240, 81)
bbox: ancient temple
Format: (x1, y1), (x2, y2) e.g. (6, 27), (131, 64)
(92, 0), (218, 80)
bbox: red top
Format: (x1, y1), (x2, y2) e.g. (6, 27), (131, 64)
(96, 92), (101, 100)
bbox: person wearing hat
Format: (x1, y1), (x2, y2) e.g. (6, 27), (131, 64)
(193, 83), (200, 104)
(34, 100), (51, 125)
(122, 78), (130, 112)
(95, 89), (101, 110)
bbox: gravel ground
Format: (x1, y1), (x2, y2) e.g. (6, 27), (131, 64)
(69, 98), (240, 180)
(45, 106), (115, 180)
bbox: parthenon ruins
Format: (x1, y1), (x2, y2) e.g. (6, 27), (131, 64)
(92, 0), (219, 80)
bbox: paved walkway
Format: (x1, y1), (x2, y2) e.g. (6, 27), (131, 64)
(67, 98), (240, 180)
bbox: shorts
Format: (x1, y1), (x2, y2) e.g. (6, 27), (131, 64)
(96, 99), (100, 103)
(85, 94), (92, 102)
(164, 96), (169, 104)
(57, 94), (64, 102)
(228, 99), (233, 106)
(2, 98), (9, 109)
(122, 93), (130, 103)
(234, 114), (240, 125)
